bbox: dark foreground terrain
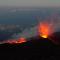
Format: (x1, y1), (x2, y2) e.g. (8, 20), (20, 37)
(0, 32), (60, 60)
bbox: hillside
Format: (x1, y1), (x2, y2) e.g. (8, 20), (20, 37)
(0, 32), (60, 60)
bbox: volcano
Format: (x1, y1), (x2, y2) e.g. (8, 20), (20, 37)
(0, 32), (60, 60)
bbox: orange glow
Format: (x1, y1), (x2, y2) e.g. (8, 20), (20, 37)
(40, 34), (48, 38)
(7, 40), (17, 44)
(5, 37), (27, 44)
(38, 22), (53, 38)
(17, 37), (27, 43)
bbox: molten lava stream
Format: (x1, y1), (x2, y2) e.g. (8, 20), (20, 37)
(17, 37), (27, 44)
(5, 37), (27, 44)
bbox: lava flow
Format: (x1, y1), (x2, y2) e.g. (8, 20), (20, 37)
(2, 37), (27, 44)
(17, 37), (27, 43)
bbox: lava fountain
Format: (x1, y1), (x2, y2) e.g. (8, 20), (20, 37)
(38, 21), (54, 39)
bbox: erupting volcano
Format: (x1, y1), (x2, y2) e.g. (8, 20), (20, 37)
(0, 14), (60, 45)
(38, 21), (54, 39)
(0, 21), (55, 44)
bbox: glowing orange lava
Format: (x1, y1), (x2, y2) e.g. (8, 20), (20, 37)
(5, 37), (27, 44)
(17, 37), (27, 43)
(38, 22), (53, 38)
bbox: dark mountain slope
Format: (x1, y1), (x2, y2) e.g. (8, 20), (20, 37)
(0, 32), (60, 60)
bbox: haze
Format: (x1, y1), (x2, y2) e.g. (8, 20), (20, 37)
(0, 0), (60, 7)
